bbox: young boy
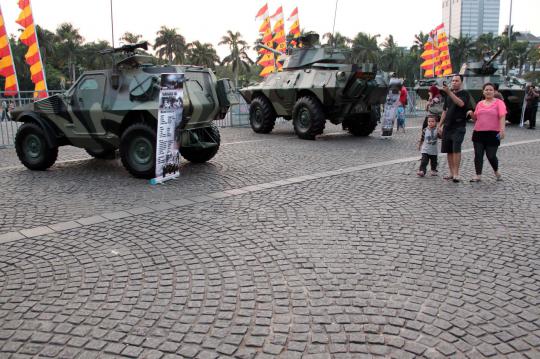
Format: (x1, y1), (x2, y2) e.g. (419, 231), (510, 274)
(417, 116), (439, 177)
(396, 105), (406, 133)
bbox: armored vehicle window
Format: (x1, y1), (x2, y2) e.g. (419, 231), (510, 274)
(75, 75), (106, 108)
(79, 79), (99, 90)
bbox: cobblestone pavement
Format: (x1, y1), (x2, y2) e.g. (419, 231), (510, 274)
(0, 118), (539, 358)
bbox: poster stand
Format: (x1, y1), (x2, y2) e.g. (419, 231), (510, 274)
(150, 73), (185, 185)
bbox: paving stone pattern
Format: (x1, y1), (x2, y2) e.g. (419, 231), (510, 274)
(1, 119), (539, 234)
(0, 120), (539, 358)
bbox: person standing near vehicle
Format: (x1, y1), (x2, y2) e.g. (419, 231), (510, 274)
(437, 75), (472, 183)
(1, 100), (9, 121)
(467, 83), (506, 182)
(525, 84), (539, 129)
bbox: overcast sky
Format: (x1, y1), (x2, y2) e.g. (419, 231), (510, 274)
(2, 0), (539, 58)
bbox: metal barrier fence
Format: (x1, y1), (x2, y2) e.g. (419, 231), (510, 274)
(0, 89), (428, 148)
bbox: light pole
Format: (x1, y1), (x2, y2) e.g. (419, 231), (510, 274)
(110, 0), (115, 48)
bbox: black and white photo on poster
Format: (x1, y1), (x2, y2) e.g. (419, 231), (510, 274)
(150, 73), (185, 184)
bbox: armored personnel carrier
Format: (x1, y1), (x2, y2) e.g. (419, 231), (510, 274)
(416, 50), (526, 124)
(240, 33), (388, 140)
(12, 42), (236, 178)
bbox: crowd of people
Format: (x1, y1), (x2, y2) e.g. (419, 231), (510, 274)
(415, 75), (539, 183)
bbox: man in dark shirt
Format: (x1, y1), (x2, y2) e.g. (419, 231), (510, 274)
(437, 75), (472, 182)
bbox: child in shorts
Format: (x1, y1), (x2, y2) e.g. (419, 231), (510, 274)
(417, 116), (439, 177)
(396, 106), (406, 133)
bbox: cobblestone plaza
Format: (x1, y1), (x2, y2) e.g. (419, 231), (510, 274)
(0, 118), (539, 358)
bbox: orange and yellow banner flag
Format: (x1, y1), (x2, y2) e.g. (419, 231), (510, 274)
(421, 25), (453, 78)
(287, 7), (300, 47)
(0, 5), (18, 96)
(271, 6), (286, 70)
(17, 0), (47, 98)
(256, 3), (275, 77)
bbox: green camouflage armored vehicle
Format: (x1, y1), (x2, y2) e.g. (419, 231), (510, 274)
(416, 50), (526, 124)
(240, 33), (388, 140)
(12, 42), (236, 178)
(240, 33), (387, 140)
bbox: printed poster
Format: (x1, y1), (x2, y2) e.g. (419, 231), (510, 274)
(150, 73), (185, 185)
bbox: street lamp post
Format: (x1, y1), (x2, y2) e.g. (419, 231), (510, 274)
(110, 0), (115, 48)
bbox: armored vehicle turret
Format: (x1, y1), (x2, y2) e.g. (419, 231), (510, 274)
(416, 50), (526, 124)
(240, 33), (388, 139)
(12, 42), (237, 178)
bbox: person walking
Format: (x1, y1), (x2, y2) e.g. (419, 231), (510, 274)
(467, 83), (506, 182)
(437, 75), (472, 183)
(525, 84), (539, 129)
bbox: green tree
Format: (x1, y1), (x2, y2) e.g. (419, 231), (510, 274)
(154, 26), (186, 64)
(380, 35), (401, 73)
(322, 32), (350, 48)
(54, 22), (84, 83)
(412, 31), (429, 53)
(120, 32), (142, 44)
(449, 35), (474, 71)
(187, 41), (220, 69)
(351, 32), (380, 64)
(219, 30), (254, 87)
(473, 33), (500, 59)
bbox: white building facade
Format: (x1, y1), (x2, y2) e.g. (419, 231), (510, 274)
(442, 0), (500, 39)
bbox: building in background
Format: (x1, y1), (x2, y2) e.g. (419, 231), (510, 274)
(442, 0), (500, 39)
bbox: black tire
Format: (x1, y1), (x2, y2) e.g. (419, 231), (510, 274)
(249, 96), (276, 133)
(120, 123), (156, 179)
(180, 125), (221, 163)
(292, 96), (326, 140)
(506, 107), (522, 124)
(85, 148), (116, 159)
(15, 122), (58, 170)
(345, 113), (379, 137)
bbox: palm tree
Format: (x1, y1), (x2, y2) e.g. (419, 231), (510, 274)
(351, 32), (380, 64)
(35, 25), (55, 64)
(154, 26), (186, 64)
(219, 30), (254, 87)
(55, 23), (84, 83)
(187, 41), (220, 69)
(500, 25), (522, 74)
(322, 32), (350, 48)
(120, 32), (142, 44)
(473, 33), (500, 59)
(412, 31), (429, 53)
(449, 35), (474, 72)
(380, 35), (402, 73)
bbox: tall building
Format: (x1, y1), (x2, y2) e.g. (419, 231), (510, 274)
(442, 0), (500, 39)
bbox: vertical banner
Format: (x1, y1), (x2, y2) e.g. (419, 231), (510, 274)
(0, 5), (19, 96)
(17, 0), (48, 98)
(150, 73), (184, 185)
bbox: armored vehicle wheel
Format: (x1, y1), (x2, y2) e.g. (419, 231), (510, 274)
(506, 109), (521, 124)
(15, 123), (58, 171)
(249, 97), (276, 133)
(85, 148), (116, 159)
(180, 125), (221, 163)
(120, 123), (156, 179)
(345, 114), (378, 136)
(292, 96), (326, 140)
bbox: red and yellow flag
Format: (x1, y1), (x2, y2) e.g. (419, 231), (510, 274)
(421, 25), (453, 78)
(0, 5), (18, 96)
(17, 0), (47, 98)
(256, 3), (275, 77)
(271, 6), (286, 70)
(287, 7), (300, 47)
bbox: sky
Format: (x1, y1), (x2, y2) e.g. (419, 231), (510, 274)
(1, 0), (539, 59)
